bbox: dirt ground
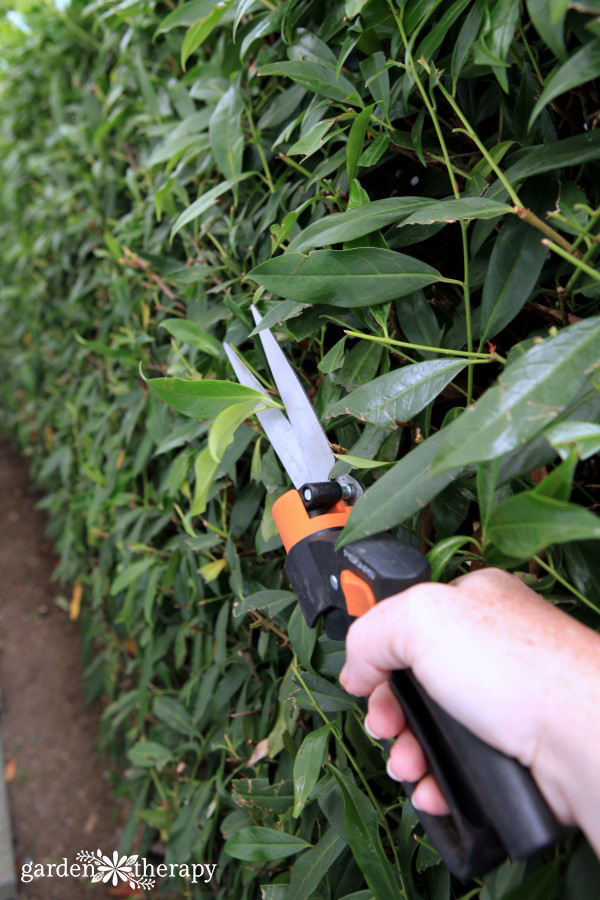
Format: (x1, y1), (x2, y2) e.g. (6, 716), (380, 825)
(0, 437), (121, 899)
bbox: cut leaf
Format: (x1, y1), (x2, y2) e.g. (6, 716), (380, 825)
(190, 447), (219, 515)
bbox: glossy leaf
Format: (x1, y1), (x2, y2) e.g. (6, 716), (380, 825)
(259, 61), (361, 105)
(146, 376), (265, 419)
(329, 767), (400, 899)
(208, 399), (262, 462)
(170, 174), (252, 238)
(293, 725), (330, 817)
(209, 86), (244, 181)
(248, 249), (449, 307)
(544, 421), (600, 461)
(480, 214), (547, 341)
(225, 827), (311, 861)
(327, 359), (465, 426)
(487, 493), (600, 560)
(159, 318), (222, 357)
(400, 197), (513, 226)
(288, 198), (434, 252)
(347, 104), (375, 183)
(181, 1), (233, 67)
(530, 41), (600, 126)
(288, 828), (346, 900)
(431, 317), (600, 474)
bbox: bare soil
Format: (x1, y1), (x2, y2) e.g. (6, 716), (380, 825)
(0, 437), (121, 899)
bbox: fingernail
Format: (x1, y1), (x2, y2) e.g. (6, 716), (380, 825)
(364, 717), (383, 740)
(410, 794), (423, 811)
(386, 758), (403, 783)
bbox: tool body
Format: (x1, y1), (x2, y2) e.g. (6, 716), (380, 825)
(224, 307), (560, 879)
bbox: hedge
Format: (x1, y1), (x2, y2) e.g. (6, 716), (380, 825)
(1, 0), (600, 897)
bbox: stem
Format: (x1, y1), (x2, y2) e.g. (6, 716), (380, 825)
(542, 240), (600, 284)
(515, 207), (578, 256)
(344, 330), (506, 363)
(533, 556), (600, 616)
(246, 107), (274, 193)
(565, 208), (600, 293)
(461, 219), (474, 403)
(292, 662), (408, 896)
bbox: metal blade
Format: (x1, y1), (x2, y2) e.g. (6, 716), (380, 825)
(222, 342), (318, 488)
(250, 305), (335, 483)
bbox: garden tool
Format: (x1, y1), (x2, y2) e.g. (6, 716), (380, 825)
(223, 306), (561, 881)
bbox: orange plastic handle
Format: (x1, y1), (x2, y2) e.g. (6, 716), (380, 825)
(272, 489), (350, 553)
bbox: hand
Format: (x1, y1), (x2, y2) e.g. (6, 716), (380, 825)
(339, 567), (600, 856)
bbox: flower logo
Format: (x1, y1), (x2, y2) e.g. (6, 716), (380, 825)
(76, 850), (155, 890)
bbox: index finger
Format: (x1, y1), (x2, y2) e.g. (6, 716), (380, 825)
(339, 582), (453, 696)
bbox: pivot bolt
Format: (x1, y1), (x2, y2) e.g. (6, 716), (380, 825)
(330, 575), (339, 591)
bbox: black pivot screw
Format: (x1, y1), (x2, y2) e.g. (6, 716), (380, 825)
(300, 481), (356, 511)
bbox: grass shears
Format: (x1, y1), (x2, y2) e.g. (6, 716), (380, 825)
(224, 306), (560, 880)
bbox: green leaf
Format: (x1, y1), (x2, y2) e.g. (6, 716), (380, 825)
(233, 589), (296, 619)
(431, 317), (600, 474)
(170, 174), (252, 239)
(328, 767), (400, 899)
(258, 61), (361, 105)
(159, 318), (222, 357)
(400, 197), (513, 226)
(526, 0), (568, 60)
(153, 696), (194, 735)
(209, 86), (244, 182)
(338, 429), (465, 546)
(480, 214), (547, 341)
(288, 118), (337, 158)
(530, 41), (600, 127)
(147, 376), (265, 418)
(288, 605), (318, 672)
(208, 399), (262, 462)
(127, 740), (172, 770)
(346, 104), (374, 183)
(288, 827), (346, 900)
(288, 198), (434, 253)
(327, 360), (466, 426)
(248, 249), (449, 307)
(190, 447), (219, 515)
(318, 336), (346, 374)
(224, 827), (311, 862)
(334, 453), (393, 469)
(293, 725), (330, 817)
(427, 535), (473, 581)
(487, 493), (600, 560)
(111, 558), (155, 595)
(544, 421), (600, 461)
(181, 0), (233, 68)
(156, 0), (216, 34)
(533, 451), (577, 502)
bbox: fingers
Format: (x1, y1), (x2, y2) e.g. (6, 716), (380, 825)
(365, 682), (405, 740)
(411, 774), (451, 816)
(387, 727), (428, 782)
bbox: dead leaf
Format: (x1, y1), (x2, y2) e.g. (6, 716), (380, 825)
(70, 581), (83, 621)
(4, 757), (17, 783)
(84, 811), (98, 834)
(124, 638), (137, 657)
(247, 738), (269, 767)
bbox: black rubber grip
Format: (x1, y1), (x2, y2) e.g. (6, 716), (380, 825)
(343, 534), (561, 879)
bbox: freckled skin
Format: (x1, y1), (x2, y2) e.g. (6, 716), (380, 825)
(339, 568), (600, 856)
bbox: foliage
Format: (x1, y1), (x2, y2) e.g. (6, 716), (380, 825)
(1, 0), (600, 898)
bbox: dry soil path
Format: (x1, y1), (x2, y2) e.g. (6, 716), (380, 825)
(0, 437), (121, 898)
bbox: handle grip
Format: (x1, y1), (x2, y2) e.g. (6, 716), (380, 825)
(281, 514), (561, 878)
(342, 534), (561, 879)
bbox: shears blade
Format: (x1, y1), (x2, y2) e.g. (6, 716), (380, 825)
(222, 308), (335, 488)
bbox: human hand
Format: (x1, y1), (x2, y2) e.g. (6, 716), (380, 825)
(339, 567), (600, 855)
